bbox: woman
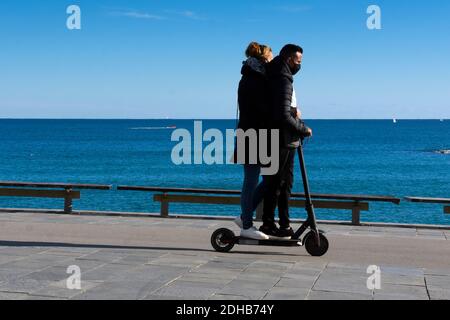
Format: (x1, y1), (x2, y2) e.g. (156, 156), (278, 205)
(234, 42), (273, 240)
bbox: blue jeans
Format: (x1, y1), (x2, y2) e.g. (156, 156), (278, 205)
(240, 164), (265, 229)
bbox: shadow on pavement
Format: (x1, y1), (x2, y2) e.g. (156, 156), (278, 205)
(0, 240), (305, 257)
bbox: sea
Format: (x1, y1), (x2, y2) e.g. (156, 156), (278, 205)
(0, 119), (449, 226)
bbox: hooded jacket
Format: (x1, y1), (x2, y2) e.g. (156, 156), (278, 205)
(266, 56), (310, 148)
(237, 57), (270, 131)
(235, 58), (271, 165)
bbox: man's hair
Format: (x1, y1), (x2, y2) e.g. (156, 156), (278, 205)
(279, 44), (303, 60)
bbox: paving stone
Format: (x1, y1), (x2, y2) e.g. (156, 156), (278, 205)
(115, 265), (189, 283)
(0, 255), (22, 265)
(189, 267), (242, 277)
(26, 295), (66, 300)
(168, 279), (226, 290)
(72, 280), (165, 300)
(0, 268), (35, 284)
(381, 274), (425, 286)
(263, 287), (309, 300)
(234, 274), (281, 284)
(216, 287), (267, 300)
(147, 254), (208, 268)
(80, 263), (136, 281)
(178, 274), (233, 286)
(208, 294), (251, 300)
(276, 277), (316, 289)
(326, 262), (368, 271)
(26, 266), (70, 282)
(142, 294), (193, 300)
(54, 258), (106, 272)
(312, 274), (372, 296)
(250, 261), (295, 269)
(202, 261), (249, 271)
(30, 287), (86, 299)
(43, 247), (99, 255)
(307, 290), (372, 300)
(1, 259), (58, 271)
(0, 291), (29, 300)
(240, 268), (287, 278)
(291, 261), (327, 270)
(0, 247), (47, 256)
(151, 282), (218, 299)
(224, 279), (278, 291)
(75, 250), (129, 263)
(425, 275), (450, 290)
(380, 266), (424, 277)
(0, 277), (53, 294)
(112, 254), (161, 266)
(373, 284), (429, 300)
(428, 287), (450, 300)
(424, 268), (450, 277)
(28, 278), (104, 299)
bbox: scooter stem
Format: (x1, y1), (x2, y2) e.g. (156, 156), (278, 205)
(298, 139), (320, 244)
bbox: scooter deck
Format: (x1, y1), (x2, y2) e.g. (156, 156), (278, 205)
(236, 237), (303, 247)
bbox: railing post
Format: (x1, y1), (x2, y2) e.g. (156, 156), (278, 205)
(161, 193), (169, 217)
(255, 201), (264, 222)
(352, 201), (361, 225)
(64, 188), (73, 214)
(445, 206), (450, 214)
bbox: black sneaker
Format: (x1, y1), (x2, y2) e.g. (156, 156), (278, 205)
(276, 227), (294, 240)
(259, 224), (279, 239)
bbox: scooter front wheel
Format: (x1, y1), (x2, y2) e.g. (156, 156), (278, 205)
(304, 231), (329, 257)
(211, 228), (235, 253)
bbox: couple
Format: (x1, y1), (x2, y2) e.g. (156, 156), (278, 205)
(235, 42), (312, 240)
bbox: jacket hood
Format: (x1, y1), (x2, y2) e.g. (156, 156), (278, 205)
(241, 57), (266, 76)
(266, 56), (293, 81)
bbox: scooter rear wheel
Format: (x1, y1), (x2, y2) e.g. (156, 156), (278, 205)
(304, 231), (329, 257)
(211, 228), (235, 253)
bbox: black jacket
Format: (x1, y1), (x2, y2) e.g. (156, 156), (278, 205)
(236, 59), (270, 164)
(266, 56), (310, 148)
(237, 61), (270, 131)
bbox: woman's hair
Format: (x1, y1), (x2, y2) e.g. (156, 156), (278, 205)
(245, 42), (272, 62)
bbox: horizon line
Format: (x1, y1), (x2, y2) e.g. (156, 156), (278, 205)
(0, 118), (448, 121)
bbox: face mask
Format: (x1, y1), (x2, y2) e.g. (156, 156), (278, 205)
(290, 62), (301, 75)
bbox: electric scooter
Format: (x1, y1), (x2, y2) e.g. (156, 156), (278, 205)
(210, 138), (329, 257)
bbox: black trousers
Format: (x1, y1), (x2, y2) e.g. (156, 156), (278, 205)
(262, 147), (296, 228)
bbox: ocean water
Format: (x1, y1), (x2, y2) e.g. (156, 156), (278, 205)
(0, 119), (449, 225)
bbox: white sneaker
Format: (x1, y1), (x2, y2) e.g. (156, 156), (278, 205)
(234, 216), (243, 229)
(240, 227), (270, 240)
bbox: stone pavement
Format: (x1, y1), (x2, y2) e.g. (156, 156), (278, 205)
(0, 210), (449, 300)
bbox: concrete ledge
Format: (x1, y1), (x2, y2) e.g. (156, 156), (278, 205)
(0, 207), (449, 230)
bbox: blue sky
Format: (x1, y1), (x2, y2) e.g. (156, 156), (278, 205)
(0, 0), (449, 119)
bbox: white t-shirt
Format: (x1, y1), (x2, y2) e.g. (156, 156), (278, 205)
(291, 88), (297, 108)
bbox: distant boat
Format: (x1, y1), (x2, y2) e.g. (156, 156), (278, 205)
(393, 118), (397, 124)
(440, 119), (444, 122)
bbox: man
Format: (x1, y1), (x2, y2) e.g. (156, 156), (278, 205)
(260, 44), (312, 239)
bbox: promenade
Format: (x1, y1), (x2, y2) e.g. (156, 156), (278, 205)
(0, 209), (449, 300)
